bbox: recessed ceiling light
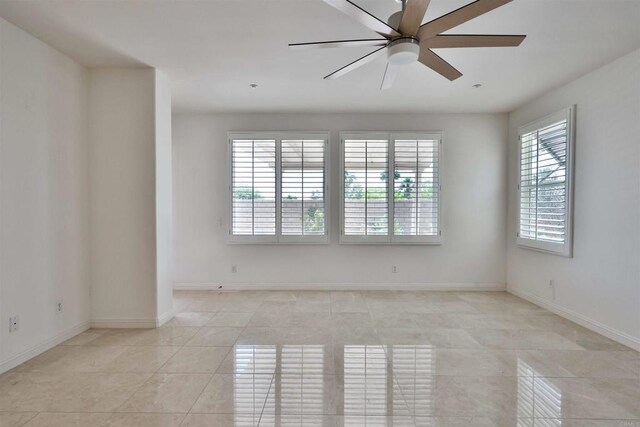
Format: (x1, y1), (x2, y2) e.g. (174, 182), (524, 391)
(473, 83), (482, 89)
(249, 83), (258, 88)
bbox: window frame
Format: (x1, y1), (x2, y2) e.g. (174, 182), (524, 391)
(516, 106), (575, 257)
(339, 131), (443, 245)
(228, 131), (330, 245)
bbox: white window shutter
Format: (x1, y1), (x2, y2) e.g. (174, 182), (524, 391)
(517, 106), (575, 256)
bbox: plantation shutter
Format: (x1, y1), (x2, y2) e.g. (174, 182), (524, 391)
(393, 137), (440, 239)
(343, 136), (389, 241)
(281, 139), (327, 237)
(518, 106), (574, 256)
(231, 138), (276, 239)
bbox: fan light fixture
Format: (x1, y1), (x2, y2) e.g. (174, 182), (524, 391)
(387, 38), (420, 65)
(289, 0), (526, 90)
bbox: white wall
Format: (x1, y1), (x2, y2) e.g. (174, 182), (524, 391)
(89, 68), (159, 326)
(507, 49), (640, 348)
(0, 17), (90, 372)
(155, 71), (174, 323)
(173, 113), (508, 289)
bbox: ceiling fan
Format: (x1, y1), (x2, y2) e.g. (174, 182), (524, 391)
(289, 0), (526, 89)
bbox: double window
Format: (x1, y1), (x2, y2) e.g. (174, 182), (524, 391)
(229, 132), (328, 243)
(517, 106), (575, 256)
(340, 132), (442, 244)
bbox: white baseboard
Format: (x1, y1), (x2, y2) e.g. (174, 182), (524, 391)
(90, 318), (157, 328)
(508, 286), (640, 352)
(174, 282), (506, 292)
(0, 321), (90, 375)
(156, 307), (176, 327)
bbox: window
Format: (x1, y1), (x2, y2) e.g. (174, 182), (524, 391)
(340, 132), (442, 244)
(517, 106), (575, 256)
(229, 132), (329, 243)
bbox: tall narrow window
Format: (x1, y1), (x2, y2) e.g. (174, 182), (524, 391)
(229, 132), (328, 244)
(517, 106), (575, 256)
(281, 139), (326, 241)
(393, 136), (440, 242)
(343, 135), (389, 242)
(341, 132), (442, 244)
(231, 138), (276, 240)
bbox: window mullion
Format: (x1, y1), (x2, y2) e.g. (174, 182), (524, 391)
(252, 140), (255, 236)
(275, 137), (282, 242)
(365, 141), (368, 237)
(389, 138), (393, 241)
(414, 140), (419, 237)
(301, 140), (305, 237)
(534, 130), (540, 241)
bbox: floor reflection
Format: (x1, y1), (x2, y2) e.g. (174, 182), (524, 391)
(228, 344), (575, 426)
(517, 359), (562, 426)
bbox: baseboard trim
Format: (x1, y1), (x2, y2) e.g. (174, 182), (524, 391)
(507, 286), (640, 352)
(90, 318), (157, 329)
(0, 321), (90, 375)
(156, 307), (176, 327)
(174, 282), (506, 292)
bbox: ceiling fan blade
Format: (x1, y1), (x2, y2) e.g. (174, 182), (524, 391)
(323, 0), (400, 38)
(424, 34), (526, 48)
(289, 39), (388, 50)
(418, 48), (462, 81)
(380, 63), (400, 90)
(418, 0), (512, 40)
(324, 46), (387, 80)
(398, 0), (431, 36)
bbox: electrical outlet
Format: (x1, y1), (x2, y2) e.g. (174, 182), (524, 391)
(549, 279), (556, 302)
(9, 316), (18, 333)
(56, 300), (63, 314)
(232, 264), (237, 273)
(392, 265), (398, 273)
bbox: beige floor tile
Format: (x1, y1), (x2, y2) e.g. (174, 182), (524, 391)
(5, 290), (640, 426)
(207, 312), (254, 327)
(432, 376), (518, 418)
(434, 349), (520, 376)
(22, 413), (112, 427)
(332, 327), (381, 345)
(377, 328), (480, 348)
(0, 412), (37, 427)
(102, 346), (180, 373)
(87, 329), (150, 346)
(61, 329), (108, 346)
(159, 346), (231, 373)
(164, 312), (214, 327)
(260, 414), (342, 426)
(521, 349), (640, 379)
(466, 329), (584, 350)
(414, 417), (516, 426)
(330, 292), (368, 313)
(13, 345), (80, 372)
(103, 413), (185, 426)
(180, 413), (242, 427)
(191, 373), (273, 415)
(134, 327), (200, 346)
(0, 372), (151, 412)
(117, 373), (211, 413)
(186, 327), (243, 346)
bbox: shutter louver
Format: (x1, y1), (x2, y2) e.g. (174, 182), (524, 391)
(519, 120), (568, 244)
(393, 139), (440, 237)
(343, 138), (389, 236)
(231, 139), (276, 237)
(281, 140), (326, 236)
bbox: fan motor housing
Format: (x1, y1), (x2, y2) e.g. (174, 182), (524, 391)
(387, 38), (420, 65)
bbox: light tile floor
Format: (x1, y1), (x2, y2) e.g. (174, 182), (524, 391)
(1, 290), (639, 426)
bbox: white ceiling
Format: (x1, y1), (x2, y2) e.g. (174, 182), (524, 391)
(1, 0), (639, 113)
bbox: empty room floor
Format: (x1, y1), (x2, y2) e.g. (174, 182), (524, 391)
(1, 290), (639, 426)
